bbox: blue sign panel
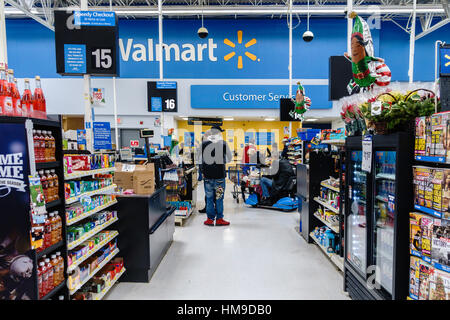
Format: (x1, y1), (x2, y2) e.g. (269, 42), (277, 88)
(77, 129), (86, 149)
(151, 97), (162, 112)
(93, 122), (112, 150)
(74, 11), (116, 27)
(64, 44), (86, 73)
(256, 132), (274, 146)
(191, 85), (331, 109)
(156, 81), (177, 89)
(440, 47), (450, 75)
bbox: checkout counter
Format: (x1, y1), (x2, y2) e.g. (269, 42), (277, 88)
(113, 187), (175, 282)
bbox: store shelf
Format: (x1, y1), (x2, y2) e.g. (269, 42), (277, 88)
(65, 167), (116, 180)
(40, 281), (66, 300)
(65, 184), (117, 205)
(36, 241), (64, 259)
(313, 212), (339, 233)
(63, 150), (91, 155)
(36, 161), (60, 170)
(67, 217), (118, 250)
(45, 199), (62, 210)
(320, 181), (340, 193)
(413, 204), (446, 219)
(69, 248), (119, 295)
(67, 200), (118, 226)
(375, 195), (389, 203)
(321, 139), (346, 146)
(410, 250), (450, 273)
(313, 197), (339, 214)
(414, 155), (446, 163)
(68, 231), (119, 272)
(309, 232), (344, 272)
(93, 267), (126, 300)
(375, 173), (396, 181)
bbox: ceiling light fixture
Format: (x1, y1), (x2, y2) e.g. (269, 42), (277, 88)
(264, 118), (276, 121)
(224, 117), (234, 121)
(304, 118), (319, 122)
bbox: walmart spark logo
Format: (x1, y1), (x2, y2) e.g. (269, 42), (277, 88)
(446, 54), (450, 67)
(223, 30), (259, 69)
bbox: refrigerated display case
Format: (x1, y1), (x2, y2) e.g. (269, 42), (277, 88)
(344, 133), (413, 300)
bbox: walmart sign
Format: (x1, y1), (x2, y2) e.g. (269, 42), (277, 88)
(191, 85), (331, 109)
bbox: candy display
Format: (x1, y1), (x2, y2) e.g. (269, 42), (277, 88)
(66, 210), (117, 246)
(63, 154), (115, 175)
(68, 232), (117, 268)
(64, 175), (114, 200)
(66, 194), (117, 222)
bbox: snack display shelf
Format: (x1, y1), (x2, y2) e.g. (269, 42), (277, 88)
(67, 231), (119, 272)
(313, 197), (339, 214)
(67, 217), (118, 250)
(37, 241), (64, 259)
(320, 181), (340, 193)
(93, 267), (126, 300)
(69, 248), (120, 295)
(40, 281), (66, 300)
(65, 184), (117, 205)
(309, 232), (344, 272)
(313, 212), (339, 233)
(66, 200), (118, 226)
(65, 167), (116, 180)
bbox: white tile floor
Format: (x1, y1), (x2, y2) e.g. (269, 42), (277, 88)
(105, 182), (350, 300)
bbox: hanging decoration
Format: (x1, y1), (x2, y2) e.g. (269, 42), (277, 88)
(290, 81), (311, 121)
(344, 12), (391, 95)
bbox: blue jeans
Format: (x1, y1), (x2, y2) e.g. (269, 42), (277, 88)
(204, 178), (225, 220)
(260, 177), (272, 198)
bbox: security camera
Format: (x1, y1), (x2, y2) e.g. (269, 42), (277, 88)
(198, 27), (208, 39)
(303, 30), (314, 42)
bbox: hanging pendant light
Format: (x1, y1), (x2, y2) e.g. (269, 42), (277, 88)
(197, 0), (208, 38)
(302, 0), (314, 42)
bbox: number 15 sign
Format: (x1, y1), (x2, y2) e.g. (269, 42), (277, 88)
(54, 10), (119, 76)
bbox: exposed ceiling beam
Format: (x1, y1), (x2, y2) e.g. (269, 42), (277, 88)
(4, 0), (54, 30)
(415, 17), (450, 40)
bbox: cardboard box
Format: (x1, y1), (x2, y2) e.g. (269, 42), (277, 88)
(114, 162), (155, 195)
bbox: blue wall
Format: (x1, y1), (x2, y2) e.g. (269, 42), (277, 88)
(5, 18), (450, 80)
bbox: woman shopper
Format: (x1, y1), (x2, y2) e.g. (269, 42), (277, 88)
(201, 125), (232, 226)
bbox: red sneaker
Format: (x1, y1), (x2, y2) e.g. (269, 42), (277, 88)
(215, 218), (230, 226)
(204, 218), (214, 226)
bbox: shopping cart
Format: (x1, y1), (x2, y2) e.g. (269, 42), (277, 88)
(228, 163), (270, 204)
(227, 163), (244, 203)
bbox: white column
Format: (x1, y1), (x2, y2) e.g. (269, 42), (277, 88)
(347, 0), (353, 54)
(408, 0), (417, 83)
(0, 0), (8, 67)
(81, 0), (94, 152)
(158, 0), (165, 147)
(288, 0), (292, 98)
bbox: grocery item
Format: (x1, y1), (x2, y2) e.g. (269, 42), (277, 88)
(22, 78), (34, 118)
(0, 66), (13, 116)
(34, 76), (46, 119)
(8, 69), (22, 116)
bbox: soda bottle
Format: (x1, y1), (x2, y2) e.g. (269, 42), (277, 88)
(39, 170), (48, 202)
(51, 254), (59, 286)
(37, 130), (46, 163)
(14, 78), (22, 116)
(43, 215), (51, 249)
(50, 212), (57, 244)
(56, 252), (64, 283)
(53, 212), (61, 242)
(45, 170), (54, 202)
(22, 79), (34, 118)
(45, 258), (54, 292)
(0, 66), (13, 116)
(51, 169), (59, 201)
(33, 130), (41, 163)
(48, 131), (56, 161)
(38, 261), (46, 298)
(42, 131), (49, 162)
(7, 70), (21, 117)
(34, 76), (46, 119)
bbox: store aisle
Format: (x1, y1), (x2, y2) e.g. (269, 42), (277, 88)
(106, 183), (349, 300)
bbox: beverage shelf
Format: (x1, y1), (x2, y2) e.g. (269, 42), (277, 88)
(67, 217), (118, 250)
(65, 184), (116, 205)
(375, 173), (396, 181)
(36, 161), (60, 170)
(36, 240), (64, 259)
(40, 281), (66, 300)
(320, 181), (340, 193)
(313, 212), (339, 233)
(65, 167), (116, 180)
(313, 197), (339, 214)
(66, 200), (117, 226)
(67, 231), (119, 273)
(93, 267), (126, 300)
(309, 232), (344, 272)
(69, 248), (119, 295)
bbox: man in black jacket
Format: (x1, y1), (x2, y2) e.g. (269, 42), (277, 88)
(260, 158), (295, 205)
(201, 125), (232, 226)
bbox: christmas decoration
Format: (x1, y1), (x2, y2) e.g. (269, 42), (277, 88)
(344, 12), (391, 94)
(290, 81), (311, 121)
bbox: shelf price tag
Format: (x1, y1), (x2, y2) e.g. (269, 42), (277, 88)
(362, 134), (372, 173)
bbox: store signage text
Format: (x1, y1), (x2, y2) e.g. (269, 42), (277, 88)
(119, 38), (218, 62)
(0, 152), (26, 193)
(223, 92), (292, 102)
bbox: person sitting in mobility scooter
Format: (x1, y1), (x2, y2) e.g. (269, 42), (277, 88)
(245, 157), (298, 211)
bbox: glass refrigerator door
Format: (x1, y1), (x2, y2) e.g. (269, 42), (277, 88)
(347, 151), (368, 275)
(373, 151), (396, 295)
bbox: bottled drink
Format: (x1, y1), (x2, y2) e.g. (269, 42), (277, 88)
(22, 79), (33, 118)
(56, 252), (64, 283)
(38, 261), (46, 298)
(43, 215), (51, 248)
(33, 130), (41, 162)
(7, 70), (21, 117)
(37, 130), (46, 163)
(51, 170), (59, 201)
(0, 66), (13, 116)
(39, 170), (48, 202)
(50, 212), (58, 244)
(51, 254), (59, 286)
(14, 78), (21, 115)
(45, 170), (54, 202)
(48, 131), (56, 161)
(42, 131), (49, 162)
(34, 76), (46, 119)
(53, 211), (61, 242)
(45, 258), (54, 292)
